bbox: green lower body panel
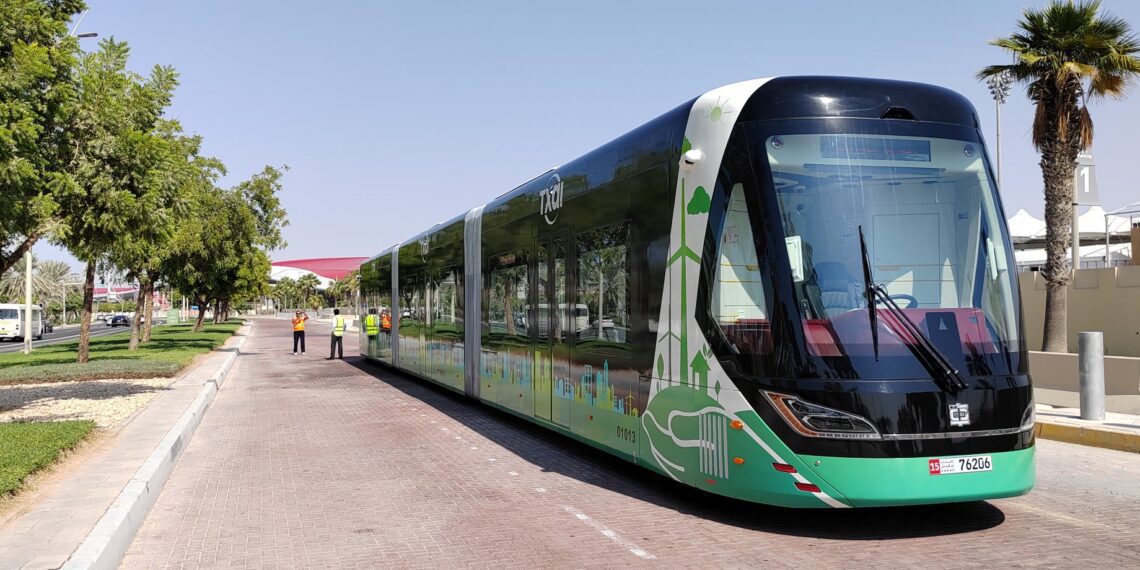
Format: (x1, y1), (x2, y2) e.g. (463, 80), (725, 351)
(800, 446), (1035, 507)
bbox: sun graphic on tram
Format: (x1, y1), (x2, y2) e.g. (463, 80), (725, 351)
(705, 96), (734, 124)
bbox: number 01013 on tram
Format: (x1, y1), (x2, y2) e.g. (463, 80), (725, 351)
(358, 76), (1034, 508)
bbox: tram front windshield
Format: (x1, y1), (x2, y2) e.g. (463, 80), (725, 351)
(711, 120), (1023, 380)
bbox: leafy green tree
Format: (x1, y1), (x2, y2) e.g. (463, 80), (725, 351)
(979, 0), (1140, 352)
(222, 248), (272, 322)
(164, 166), (288, 331)
(53, 39), (180, 362)
(105, 123), (212, 349)
(0, 0), (86, 275)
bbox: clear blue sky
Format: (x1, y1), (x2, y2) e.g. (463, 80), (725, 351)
(37, 0), (1140, 272)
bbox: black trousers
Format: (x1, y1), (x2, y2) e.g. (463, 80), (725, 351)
(330, 334), (343, 358)
(293, 330), (305, 353)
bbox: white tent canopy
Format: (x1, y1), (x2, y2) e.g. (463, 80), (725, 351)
(1007, 209), (1046, 242)
(1006, 206), (1134, 240)
(1077, 205), (1132, 236)
(1014, 242), (1132, 267)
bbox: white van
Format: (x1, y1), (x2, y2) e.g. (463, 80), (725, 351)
(0, 303), (45, 341)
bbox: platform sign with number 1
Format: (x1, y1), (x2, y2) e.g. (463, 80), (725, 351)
(1075, 153), (1100, 206)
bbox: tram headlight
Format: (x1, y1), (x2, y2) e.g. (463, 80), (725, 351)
(1021, 399), (1036, 431)
(762, 392), (881, 440)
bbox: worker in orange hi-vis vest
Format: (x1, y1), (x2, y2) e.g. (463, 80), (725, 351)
(291, 310), (309, 355)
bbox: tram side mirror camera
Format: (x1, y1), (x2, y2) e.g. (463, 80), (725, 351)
(681, 149), (704, 170)
(785, 236), (805, 283)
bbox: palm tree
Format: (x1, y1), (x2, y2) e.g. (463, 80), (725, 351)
(0, 255), (72, 304)
(979, 0), (1140, 352)
(328, 271), (359, 308)
(274, 276), (298, 309)
(297, 273), (321, 307)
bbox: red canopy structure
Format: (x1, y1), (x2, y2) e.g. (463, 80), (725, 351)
(270, 257), (368, 281)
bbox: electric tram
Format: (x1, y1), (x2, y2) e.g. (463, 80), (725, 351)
(358, 76), (1034, 508)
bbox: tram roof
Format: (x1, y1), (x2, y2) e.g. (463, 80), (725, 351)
(742, 75), (980, 128)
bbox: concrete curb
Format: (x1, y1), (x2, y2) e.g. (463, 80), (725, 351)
(61, 327), (249, 570)
(1034, 420), (1140, 454)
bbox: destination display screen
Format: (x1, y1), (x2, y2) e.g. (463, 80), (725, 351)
(820, 136), (931, 162)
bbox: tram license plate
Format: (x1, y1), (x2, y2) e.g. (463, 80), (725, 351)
(928, 455), (992, 475)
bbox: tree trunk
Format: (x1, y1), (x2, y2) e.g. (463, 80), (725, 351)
(503, 277), (516, 336)
(129, 278), (147, 351)
(1038, 80), (1084, 353)
(77, 260), (96, 363)
(0, 234), (41, 276)
(221, 299), (230, 322)
(194, 296), (208, 331)
(213, 299), (221, 324)
(142, 281), (156, 341)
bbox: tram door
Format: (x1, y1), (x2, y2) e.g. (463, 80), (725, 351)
(535, 236), (570, 427)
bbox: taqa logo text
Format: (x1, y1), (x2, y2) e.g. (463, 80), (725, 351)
(540, 174), (563, 225)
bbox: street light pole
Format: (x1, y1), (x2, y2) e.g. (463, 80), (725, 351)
(23, 251), (32, 354)
(986, 71), (1012, 190)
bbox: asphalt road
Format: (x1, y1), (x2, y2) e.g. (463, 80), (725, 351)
(0, 323), (147, 354)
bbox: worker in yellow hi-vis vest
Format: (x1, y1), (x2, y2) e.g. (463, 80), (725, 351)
(363, 307), (380, 354)
(327, 308), (347, 360)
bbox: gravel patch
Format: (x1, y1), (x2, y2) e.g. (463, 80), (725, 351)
(0, 378), (172, 428)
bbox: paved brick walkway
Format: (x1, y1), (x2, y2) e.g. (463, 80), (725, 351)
(123, 318), (1140, 568)
(0, 332), (244, 570)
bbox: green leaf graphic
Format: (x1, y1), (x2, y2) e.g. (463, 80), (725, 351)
(686, 186), (711, 215)
(657, 354), (665, 378)
(681, 137), (692, 155)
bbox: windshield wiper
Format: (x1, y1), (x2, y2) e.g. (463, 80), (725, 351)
(857, 226), (968, 394)
(857, 226), (880, 360)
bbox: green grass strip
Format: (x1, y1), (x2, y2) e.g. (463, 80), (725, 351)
(0, 321), (241, 385)
(0, 420), (96, 496)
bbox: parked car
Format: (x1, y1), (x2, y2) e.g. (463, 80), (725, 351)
(108, 315), (129, 327)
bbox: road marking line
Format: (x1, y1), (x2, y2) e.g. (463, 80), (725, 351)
(535, 488), (546, 493)
(560, 505), (655, 560)
(508, 471), (518, 476)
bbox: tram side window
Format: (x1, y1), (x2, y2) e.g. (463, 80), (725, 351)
(576, 221), (631, 352)
(710, 183), (771, 355)
(488, 251), (529, 341)
(400, 275), (422, 327)
(432, 266), (462, 336)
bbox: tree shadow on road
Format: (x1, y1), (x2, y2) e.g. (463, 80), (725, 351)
(344, 357), (1006, 540)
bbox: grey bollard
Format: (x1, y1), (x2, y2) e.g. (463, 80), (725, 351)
(1078, 331), (1105, 421)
